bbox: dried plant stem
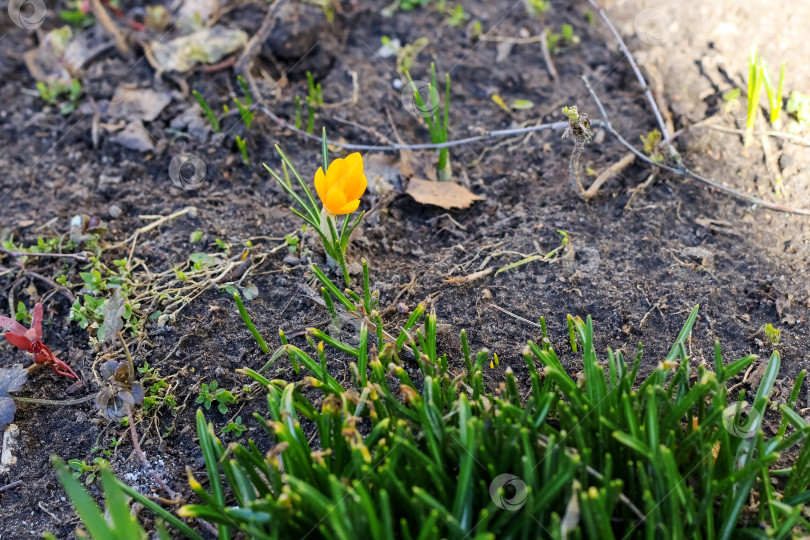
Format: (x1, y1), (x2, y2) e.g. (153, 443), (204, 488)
(0, 481), (22, 493)
(702, 124), (810, 147)
(0, 248), (89, 262)
(586, 0), (679, 162)
(13, 394), (97, 406)
(540, 28), (559, 82)
(584, 152), (636, 200)
(125, 403), (179, 502)
(256, 103), (568, 150)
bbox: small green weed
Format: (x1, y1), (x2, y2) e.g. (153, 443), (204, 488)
(196, 381), (236, 414)
(221, 416), (247, 437)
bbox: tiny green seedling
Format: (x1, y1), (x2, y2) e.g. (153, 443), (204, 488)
(526, 0), (551, 16)
(137, 362), (178, 415)
(236, 135), (249, 165)
(447, 5), (467, 26)
(745, 46), (764, 145)
(640, 129), (664, 163)
(546, 24), (579, 54)
(193, 90), (221, 133)
(470, 20), (483, 40)
(13, 301), (31, 325)
(37, 79), (82, 115)
(786, 91), (810, 126)
(306, 71), (323, 134)
(405, 63), (452, 180)
(68, 457), (109, 485)
(221, 416), (247, 437)
(761, 60), (786, 126)
(196, 381), (236, 414)
(764, 323), (781, 345)
(233, 75), (255, 130)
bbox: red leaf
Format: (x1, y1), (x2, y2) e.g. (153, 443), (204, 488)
(4, 332), (32, 352)
(0, 316), (27, 336)
(31, 302), (43, 340)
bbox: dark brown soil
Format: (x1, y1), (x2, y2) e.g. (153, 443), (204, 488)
(1, 0), (808, 538)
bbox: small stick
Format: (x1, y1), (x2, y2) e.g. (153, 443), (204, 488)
(586, 0), (679, 162)
(24, 271), (76, 303)
(540, 28), (559, 82)
(256, 103), (568, 150)
(89, 0), (129, 55)
(0, 248), (89, 262)
(702, 124), (810, 147)
(583, 152), (636, 200)
(125, 403), (180, 502)
(234, 0), (289, 100)
(0, 480), (22, 493)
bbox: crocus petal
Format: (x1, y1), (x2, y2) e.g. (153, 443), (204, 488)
(324, 186), (349, 215)
(325, 157), (344, 188)
(314, 167), (328, 202)
(337, 153), (367, 201)
(335, 199), (360, 215)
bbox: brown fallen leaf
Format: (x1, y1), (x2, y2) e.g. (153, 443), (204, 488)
(406, 178), (484, 210)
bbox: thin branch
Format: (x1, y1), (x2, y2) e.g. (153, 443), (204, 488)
(587, 0), (679, 161)
(24, 270), (76, 303)
(125, 403), (180, 502)
(0, 481), (22, 493)
(540, 28), (559, 82)
(256, 103), (567, 150)
(581, 76), (810, 216)
(0, 248), (89, 262)
(700, 124), (810, 147)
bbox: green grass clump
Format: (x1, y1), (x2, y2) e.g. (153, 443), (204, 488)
(56, 265), (810, 539)
(406, 63), (452, 180)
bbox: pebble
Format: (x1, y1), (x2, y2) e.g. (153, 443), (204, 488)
(109, 204), (123, 218)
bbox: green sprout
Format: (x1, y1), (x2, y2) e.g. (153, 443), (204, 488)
(193, 90), (221, 133)
(235, 135), (249, 165)
(233, 75), (254, 130)
(233, 292), (269, 354)
(447, 5), (467, 26)
(640, 129), (664, 163)
(526, 0), (551, 16)
(13, 301), (32, 325)
(405, 63), (452, 180)
(746, 46), (764, 145)
(196, 381), (236, 414)
(762, 60), (786, 126)
(221, 416), (247, 437)
(306, 71), (323, 134)
(37, 78), (82, 114)
(68, 457), (109, 485)
(764, 323), (781, 345)
(786, 90), (810, 126)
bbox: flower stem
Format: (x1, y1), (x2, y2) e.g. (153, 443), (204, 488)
(318, 207), (352, 286)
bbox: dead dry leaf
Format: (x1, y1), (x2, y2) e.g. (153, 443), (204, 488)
(406, 178), (484, 210)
